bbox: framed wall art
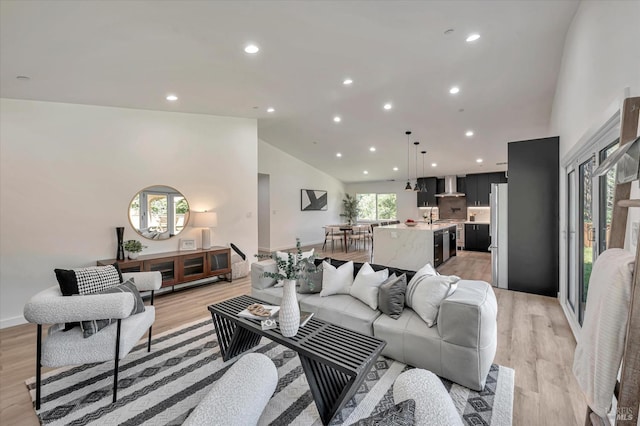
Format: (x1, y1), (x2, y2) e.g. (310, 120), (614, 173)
(301, 189), (328, 211)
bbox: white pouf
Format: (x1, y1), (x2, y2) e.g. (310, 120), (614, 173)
(183, 353), (277, 426)
(393, 369), (463, 426)
(231, 254), (250, 279)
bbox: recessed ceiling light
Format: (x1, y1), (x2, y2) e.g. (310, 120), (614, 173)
(363, 170), (369, 175)
(336, 153), (342, 158)
(166, 94), (178, 101)
(16, 75), (30, 80)
(244, 44), (259, 54)
(343, 78), (353, 85)
(466, 33), (481, 42)
(432, 163), (437, 167)
(466, 130), (474, 137)
(393, 167), (399, 171)
(383, 103), (392, 110)
(333, 116), (341, 123)
(369, 147), (376, 152)
(476, 158), (483, 163)
(449, 86), (460, 94)
(267, 107), (275, 113)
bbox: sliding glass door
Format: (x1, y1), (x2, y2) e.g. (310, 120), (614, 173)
(566, 138), (619, 326)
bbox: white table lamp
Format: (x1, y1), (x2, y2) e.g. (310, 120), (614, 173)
(194, 211), (218, 249)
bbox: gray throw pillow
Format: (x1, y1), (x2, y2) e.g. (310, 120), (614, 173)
(350, 399), (415, 426)
(378, 274), (407, 319)
(298, 260), (323, 294)
(80, 279), (145, 338)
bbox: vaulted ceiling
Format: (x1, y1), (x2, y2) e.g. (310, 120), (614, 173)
(0, 0), (579, 182)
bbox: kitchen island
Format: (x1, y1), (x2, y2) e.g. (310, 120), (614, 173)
(373, 223), (457, 271)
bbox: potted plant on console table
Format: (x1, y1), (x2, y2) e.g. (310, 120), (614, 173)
(257, 239), (319, 337)
(124, 239), (147, 260)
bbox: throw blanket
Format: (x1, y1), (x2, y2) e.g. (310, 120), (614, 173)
(573, 248), (635, 417)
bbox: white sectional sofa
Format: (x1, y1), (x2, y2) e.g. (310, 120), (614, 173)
(251, 258), (498, 391)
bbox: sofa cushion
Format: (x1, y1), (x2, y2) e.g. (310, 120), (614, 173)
(405, 262), (438, 308)
(297, 260), (323, 294)
(315, 258), (417, 283)
(349, 263), (389, 310)
(320, 261), (354, 297)
(378, 274), (407, 319)
(373, 308), (443, 375)
(251, 259), (278, 290)
(407, 275), (460, 327)
(251, 286), (310, 306)
(300, 294), (380, 336)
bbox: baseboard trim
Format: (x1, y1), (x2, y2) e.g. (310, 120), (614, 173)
(1, 315), (27, 329)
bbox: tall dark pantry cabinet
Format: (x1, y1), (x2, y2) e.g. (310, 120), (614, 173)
(507, 137), (559, 297)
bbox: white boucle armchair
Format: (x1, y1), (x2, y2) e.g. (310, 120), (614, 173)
(23, 271), (162, 410)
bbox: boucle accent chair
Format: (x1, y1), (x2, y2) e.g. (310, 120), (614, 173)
(183, 353), (278, 426)
(23, 271), (162, 410)
(393, 369), (464, 426)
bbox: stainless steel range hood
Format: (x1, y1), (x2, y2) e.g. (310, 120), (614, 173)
(435, 175), (465, 197)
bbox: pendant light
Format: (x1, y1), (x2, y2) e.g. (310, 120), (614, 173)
(413, 141), (420, 191)
(404, 131), (412, 191)
(420, 151), (427, 192)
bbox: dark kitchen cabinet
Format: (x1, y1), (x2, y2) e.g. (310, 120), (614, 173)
(466, 172), (506, 206)
(449, 228), (457, 258)
(433, 231), (444, 267)
(436, 178), (445, 195)
(416, 177), (437, 207)
(464, 224), (490, 252)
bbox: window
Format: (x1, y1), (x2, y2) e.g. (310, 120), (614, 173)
(356, 193), (397, 221)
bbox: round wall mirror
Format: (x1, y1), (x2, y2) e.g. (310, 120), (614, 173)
(128, 185), (190, 240)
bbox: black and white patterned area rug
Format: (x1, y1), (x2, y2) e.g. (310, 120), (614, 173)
(26, 318), (514, 425)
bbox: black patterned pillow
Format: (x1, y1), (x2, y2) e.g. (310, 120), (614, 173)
(80, 279), (145, 338)
(55, 263), (123, 296)
(350, 399), (415, 425)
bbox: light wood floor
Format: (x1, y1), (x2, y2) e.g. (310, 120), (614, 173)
(0, 245), (585, 425)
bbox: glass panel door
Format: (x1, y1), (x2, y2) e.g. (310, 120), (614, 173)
(578, 156), (595, 324)
(567, 170), (577, 313)
(598, 140), (619, 253)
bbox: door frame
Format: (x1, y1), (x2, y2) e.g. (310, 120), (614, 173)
(560, 107), (621, 338)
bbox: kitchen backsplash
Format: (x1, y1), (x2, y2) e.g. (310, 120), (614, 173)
(437, 197), (467, 220)
(468, 207), (490, 222)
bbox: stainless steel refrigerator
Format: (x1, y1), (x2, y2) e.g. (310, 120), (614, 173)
(490, 183), (508, 289)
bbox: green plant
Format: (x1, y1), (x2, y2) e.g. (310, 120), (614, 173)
(340, 194), (360, 224)
(255, 239), (321, 285)
(124, 239), (147, 253)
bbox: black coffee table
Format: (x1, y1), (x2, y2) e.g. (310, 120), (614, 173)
(208, 295), (386, 425)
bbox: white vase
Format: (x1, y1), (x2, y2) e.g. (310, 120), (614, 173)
(128, 252), (139, 260)
(279, 279), (300, 337)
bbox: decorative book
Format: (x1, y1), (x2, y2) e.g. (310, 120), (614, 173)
(238, 304), (280, 320)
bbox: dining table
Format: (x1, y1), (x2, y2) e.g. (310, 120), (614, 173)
(338, 225), (353, 253)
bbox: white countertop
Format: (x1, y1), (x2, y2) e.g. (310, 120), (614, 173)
(379, 222), (458, 231)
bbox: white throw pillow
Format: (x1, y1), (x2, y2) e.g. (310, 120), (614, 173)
(405, 262), (438, 307)
(406, 275), (460, 327)
(349, 263), (389, 310)
(273, 248), (314, 287)
(320, 261), (354, 297)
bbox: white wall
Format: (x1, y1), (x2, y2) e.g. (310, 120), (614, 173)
(344, 180), (424, 222)
(258, 173), (270, 251)
(258, 139), (344, 250)
(551, 0), (640, 158)
(550, 0), (640, 336)
(0, 99), (258, 328)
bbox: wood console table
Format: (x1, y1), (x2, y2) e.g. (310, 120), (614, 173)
(97, 246), (232, 288)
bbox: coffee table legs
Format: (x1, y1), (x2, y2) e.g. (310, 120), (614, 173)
(299, 354), (374, 425)
(210, 312), (379, 425)
(211, 313), (262, 361)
